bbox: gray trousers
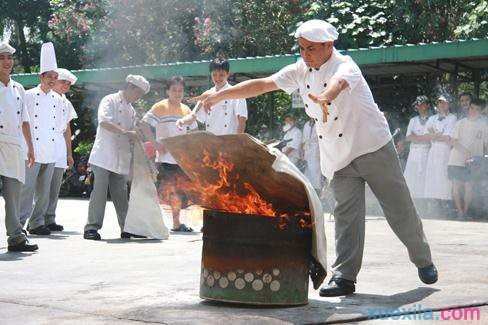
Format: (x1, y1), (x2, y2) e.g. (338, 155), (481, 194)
(45, 167), (65, 225)
(330, 141), (433, 282)
(1, 176), (27, 246)
(19, 162), (55, 229)
(85, 165), (128, 232)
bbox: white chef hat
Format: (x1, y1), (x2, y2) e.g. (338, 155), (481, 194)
(126, 74), (150, 94)
(0, 42), (15, 54)
(437, 95), (449, 102)
(56, 68), (78, 85)
(294, 19), (339, 43)
(40, 42), (58, 74)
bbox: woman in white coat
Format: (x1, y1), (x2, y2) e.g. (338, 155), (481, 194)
(404, 96), (431, 199)
(302, 118), (323, 192)
(424, 96), (457, 203)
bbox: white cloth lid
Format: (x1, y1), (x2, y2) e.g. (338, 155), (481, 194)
(56, 68), (77, 85)
(0, 42), (15, 54)
(40, 42), (58, 74)
(294, 19), (338, 43)
(126, 74), (150, 94)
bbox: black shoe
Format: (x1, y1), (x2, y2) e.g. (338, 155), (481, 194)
(121, 232), (147, 239)
(418, 264), (438, 284)
(319, 277), (355, 297)
(46, 223), (64, 232)
(8, 240), (39, 252)
(28, 225), (51, 236)
(83, 230), (101, 241)
(22, 229), (28, 236)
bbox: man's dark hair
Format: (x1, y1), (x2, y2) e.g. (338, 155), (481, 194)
(470, 98), (486, 109)
(167, 76), (185, 89)
(209, 58), (230, 72)
(459, 92), (473, 100)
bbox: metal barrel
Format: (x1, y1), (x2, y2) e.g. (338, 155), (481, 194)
(200, 209), (312, 306)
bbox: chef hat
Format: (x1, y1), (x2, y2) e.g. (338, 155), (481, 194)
(56, 68), (77, 85)
(437, 95), (449, 102)
(126, 74), (150, 94)
(413, 95), (429, 106)
(40, 42), (58, 74)
(294, 19), (338, 43)
(0, 42), (15, 55)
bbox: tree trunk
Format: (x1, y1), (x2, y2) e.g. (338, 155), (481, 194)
(14, 20), (31, 73)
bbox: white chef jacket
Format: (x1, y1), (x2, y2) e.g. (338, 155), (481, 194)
(404, 115), (430, 198)
(271, 49), (392, 179)
(282, 126), (302, 164)
(24, 85), (60, 163)
(54, 94), (78, 168)
(0, 79), (29, 183)
(196, 83), (247, 135)
(89, 91), (135, 175)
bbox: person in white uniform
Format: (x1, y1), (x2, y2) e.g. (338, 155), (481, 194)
(195, 19), (437, 296)
(302, 117), (323, 192)
(0, 41), (38, 251)
(176, 58), (247, 134)
(404, 96), (431, 199)
(424, 96), (457, 205)
(44, 68), (78, 231)
(84, 75), (150, 241)
(19, 42), (61, 236)
(281, 115), (302, 165)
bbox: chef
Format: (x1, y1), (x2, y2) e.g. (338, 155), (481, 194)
(19, 42), (61, 236)
(0, 41), (37, 251)
(176, 58), (247, 134)
(281, 115), (302, 165)
(45, 68), (78, 231)
(84, 74), (150, 241)
(404, 96), (431, 199)
(196, 19), (438, 296)
(302, 117), (323, 193)
(424, 95), (457, 204)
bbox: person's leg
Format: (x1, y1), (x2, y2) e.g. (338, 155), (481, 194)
(357, 142), (433, 269)
(2, 176), (26, 246)
(18, 162), (41, 227)
(45, 167), (65, 226)
(329, 165), (366, 282)
(170, 192), (182, 229)
(108, 171), (129, 231)
(464, 181), (474, 216)
(85, 166), (110, 232)
(451, 180), (464, 217)
(28, 163), (55, 230)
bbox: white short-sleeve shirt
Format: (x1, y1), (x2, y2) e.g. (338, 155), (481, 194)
(271, 49), (392, 179)
(406, 116), (430, 149)
(53, 94), (78, 168)
(282, 126), (302, 164)
(448, 117), (488, 167)
(89, 91), (136, 175)
(196, 83), (247, 135)
(0, 79), (29, 142)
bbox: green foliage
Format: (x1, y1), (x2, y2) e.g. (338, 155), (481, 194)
(73, 139), (93, 156)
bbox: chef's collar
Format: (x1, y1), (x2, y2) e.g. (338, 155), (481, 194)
(0, 77), (12, 88)
(36, 84), (52, 95)
(307, 48), (338, 72)
(118, 90), (129, 104)
(214, 82), (230, 91)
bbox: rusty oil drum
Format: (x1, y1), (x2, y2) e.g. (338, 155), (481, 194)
(200, 209), (312, 305)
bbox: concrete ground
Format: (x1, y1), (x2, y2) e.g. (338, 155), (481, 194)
(0, 198), (487, 324)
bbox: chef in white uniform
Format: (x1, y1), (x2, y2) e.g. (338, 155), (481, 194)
(45, 68), (78, 231)
(424, 95), (457, 202)
(196, 19), (437, 296)
(404, 96), (431, 199)
(19, 42), (62, 236)
(302, 118), (323, 192)
(281, 115), (302, 165)
(84, 75), (150, 241)
(176, 59), (247, 134)
(0, 41), (38, 251)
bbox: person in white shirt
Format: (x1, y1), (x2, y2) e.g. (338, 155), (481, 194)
(19, 42), (62, 236)
(195, 19), (437, 296)
(176, 58), (247, 134)
(0, 41), (38, 252)
(281, 115), (302, 165)
(457, 92), (472, 119)
(45, 68), (78, 231)
(404, 96), (431, 199)
(84, 75), (150, 241)
(302, 118), (323, 192)
(448, 99), (488, 218)
(424, 96), (457, 204)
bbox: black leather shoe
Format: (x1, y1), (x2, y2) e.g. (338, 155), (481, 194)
(83, 230), (101, 241)
(8, 240), (39, 252)
(28, 225), (51, 236)
(22, 229), (28, 236)
(46, 223), (64, 232)
(319, 277), (355, 297)
(418, 264), (438, 284)
(121, 232), (147, 239)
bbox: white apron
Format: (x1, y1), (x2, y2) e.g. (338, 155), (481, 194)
(302, 121), (323, 190)
(0, 134), (25, 183)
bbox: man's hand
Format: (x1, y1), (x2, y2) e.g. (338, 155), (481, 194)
(27, 148), (35, 168)
(125, 130), (139, 141)
(308, 93), (331, 122)
(155, 142), (166, 154)
(176, 118), (185, 130)
(192, 89), (218, 113)
(67, 154), (75, 168)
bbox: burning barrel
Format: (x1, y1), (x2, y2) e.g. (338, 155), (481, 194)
(200, 209), (312, 305)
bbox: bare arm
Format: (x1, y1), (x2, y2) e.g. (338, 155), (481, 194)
(406, 133), (432, 143)
(64, 124), (74, 167)
(237, 116), (247, 133)
(308, 77), (349, 122)
(452, 139), (471, 157)
(22, 122), (35, 167)
(138, 121), (166, 154)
